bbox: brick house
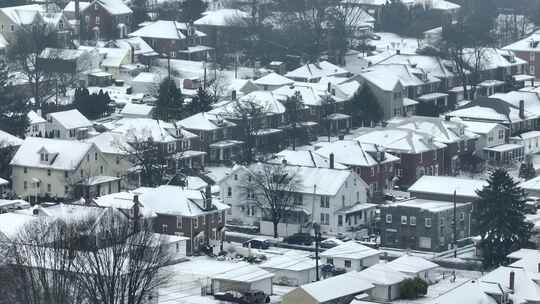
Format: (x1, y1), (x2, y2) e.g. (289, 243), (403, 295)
(408, 175), (488, 203)
(80, 0), (132, 41)
(379, 198), (473, 252)
(94, 185), (229, 254)
(355, 128), (447, 188)
(503, 32), (540, 81)
(314, 140), (400, 199)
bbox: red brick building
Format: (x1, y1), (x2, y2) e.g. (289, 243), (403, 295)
(80, 0), (133, 41)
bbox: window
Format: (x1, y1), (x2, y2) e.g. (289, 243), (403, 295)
(344, 260), (351, 268)
(386, 214), (392, 223)
(338, 215), (343, 226)
(47, 169), (51, 176)
(227, 187), (232, 197)
(64, 186), (69, 195)
(193, 217), (198, 228)
(425, 218), (432, 228)
(95, 152), (98, 160)
(234, 174), (238, 180)
(23, 181), (27, 190)
(100, 166), (104, 174)
(410, 216), (416, 226)
(326, 258), (333, 265)
(227, 204), (232, 215)
(439, 218), (444, 227)
(161, 224), (168, 233)
(459, 212), (465, 221)
(87, 154), (90, 162)
(401, 215), (407, 225)
(200, 216), (205, 226)
(64, 171), (68, 178)
(24, 167), (28, 174)
(498, 129), (505, 140)
(47, 184), (51, 192)
(177, 216), (182, 229)
(95, 16), (100, 25)
(94, 3), (98, 10)
(370, 167), (375, 176)
(341, 195), (345, 207)
(320, 196), (330, 208)
(10, 24), (14, 32)
(85, 16), (90, 24)
(116, 156), (120, 164)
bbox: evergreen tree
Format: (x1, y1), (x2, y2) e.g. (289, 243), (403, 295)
(283, 91), (304, 150)
(190, 87), (213, 115)
(72, 88), (112, 120)
(519, 156), (536, 180)
(345, 85), (383, 126)
(131, 0), (149, 26)
(180, 0), (207, 22)
(474, 169), (533, 268)
(154, 78), (183, 121)
(380, 0), (410, 36)
(0, 60), (29, 138)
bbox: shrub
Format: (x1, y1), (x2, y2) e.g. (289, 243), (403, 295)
(399, 277), (428, 299)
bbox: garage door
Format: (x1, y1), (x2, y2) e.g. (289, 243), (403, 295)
(419, 237), (431, 249)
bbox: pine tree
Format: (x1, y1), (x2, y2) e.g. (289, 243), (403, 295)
(131, 0), (149, 26)
(345, 85), (383, 126)
(0, 60), (29, 138)
(190, 87), (213, 115)
(180, 0), (207, 22)
(154, 78), (183, 121)
(284, 91), (304, 150)
(474, 169), (533, 268)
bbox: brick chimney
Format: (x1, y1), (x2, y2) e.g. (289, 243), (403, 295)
(132, 194), (140, 233)
(519, 100), (525, 119)
(204, 185), (212, 210)
(232, 90), (237, 101)
(329, 153), (335, 169)
(509, 271), (515, 291)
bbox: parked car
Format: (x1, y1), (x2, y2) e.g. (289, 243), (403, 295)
(284, 233), (314, 245)
(214, 291), (243, 302)
(242, 238), (270, 249)
(241, 290), (270, 304)
(320, 238), (344, 249)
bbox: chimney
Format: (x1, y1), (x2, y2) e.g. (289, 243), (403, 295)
(205, 185), (212, 210)
(132, 194), (140, 232)
(282, 159), (287, 165)
(509, 271), (515, 291)
(338, 134), (344, 140)
(327, 82), (331, 93)
(396, 49), (401, 55)
(445, 115), (451, 121)
(231, 90), (237, 101)
(519, 99), (525, 119)
(329, 153), (335, 169)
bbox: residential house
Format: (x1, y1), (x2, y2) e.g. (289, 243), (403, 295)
(218, 163), (371, 237)
(431, 279), (509, 304)
(282, 271), (374, 304)
(0, 130), (24, 182)
(503, 31), (540, 80)
(85, 131), (133, 185)
(319, 241), (380, 272)
(379, 198), (473, 251)
(102, 117), (206, 170)
(459, 120), (508, 155)
(119, 103), (154, 118)
(105, 36), (157, 64)
(253, 72), (294, 91)
(285, 61), (349, 83)
(408, 175), (487, 203)
(79, 46), (132, 79)
(10, 137), (119, 201)
(178, 112), (240, 164)
(80, 0), (133, 41)
(478, 266), (540, 304)
(94, 185), (229, 254)
(388, 116), (478, 175)
(314, 140), (400, 198)
(45, 109), (94, 140)
(27, 110), (47, 137)
(355, 128), (447, 187)
(386, 255), (439, 283)
(268, 149), (348, 170)
(211, 264), (274, 295)
(260, 253), (317, 286)
(510, 131), (540, 155)
(37, 47), (100, 81)
(356, 263), (410, 302)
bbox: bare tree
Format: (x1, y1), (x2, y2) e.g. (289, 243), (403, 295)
(241, 163), (301, 238)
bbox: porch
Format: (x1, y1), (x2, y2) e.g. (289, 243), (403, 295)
(209, 140), (244, 163)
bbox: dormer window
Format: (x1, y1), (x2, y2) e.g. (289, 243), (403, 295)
(40, 152), (48, 162)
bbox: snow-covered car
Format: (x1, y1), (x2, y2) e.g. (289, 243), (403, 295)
(320, 238), (344, 249)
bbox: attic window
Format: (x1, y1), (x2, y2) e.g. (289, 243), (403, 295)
(40, 152), (49, 162)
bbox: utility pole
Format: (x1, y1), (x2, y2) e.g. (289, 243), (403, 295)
(453, 190), (457, 258)
(314, 222), (321, 281)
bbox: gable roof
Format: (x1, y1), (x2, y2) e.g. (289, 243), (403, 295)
(355, 127), (446, 154)
(129, 20), (186, 40)
(268, 149), (348, 169)
(194, 9), (249, 27)
(85, 0), (132, 15)
(388, 115), (478, 144)
(48, 109), (92, 130)
(320, 241), (380, 260)
(0, 4), (43, 25)
(253, 72), (294, 87)
(285, 61), (348, 81)
(103, 118), (197, 143)
(178, 112), (235, 131)
(408, 175), (488, 198)
(357, 263), (410, 285)
(315, 140), (400, 167)
(210, 91), (286, 116)
(10, 137), (93, 170)
(292, 271), (374, 303)
(0, 130), (23, 147)
(481, 266), (540, 303)
(386, 255), (439, 274)
(86, 131), (132, 155)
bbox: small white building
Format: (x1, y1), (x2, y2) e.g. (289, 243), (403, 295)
(282, 271), (374, 304)
(459, 120), (507, 154)
(211, 264), (274, 295)
(260, 253), (317, 286)
(27, 110), (47, 137)
(320, 241), (380, 272)
(510, 131), (540, 155)
(386, 255), (439, 283)
(357, 263), (410, 302)
(119, 103), (154, 118)
(45, 109), (94, 140)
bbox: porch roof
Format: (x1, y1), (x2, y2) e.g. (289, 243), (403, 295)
(209, 139), (244, 148)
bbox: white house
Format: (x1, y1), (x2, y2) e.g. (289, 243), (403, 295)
(510, 131), (540, 155)
(219, 163), (370, 237)
(10, 137), (118, 201)
(45, 109), (94, 140)
(260, 253), (317, 286)
(85, 131), (133, 184)
(319, 241), (380, 272)
(386, 255), (439, 283)
(357, 263), (410, 302)
(26, 110), (47, 137)
(459, 120), (507, 155)
(211, 264), (274, 295)
(119, 103), (154, 118)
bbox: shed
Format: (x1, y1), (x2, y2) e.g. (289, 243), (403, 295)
(357, 263), (410, 301)
(282, 271), (374, 304)
(260, 253), (317, 286)
(386, 255), (439, 283)
(211, 264), (274, 295)
(320, 241), (380, 272)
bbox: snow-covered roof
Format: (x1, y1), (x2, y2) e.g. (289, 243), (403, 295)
(388, 116), (478, 144)
(385, 198), (470, 212)
(272, 84), (324, 107)
(260, 253), (316, 272)
(481, 266), (540, 303)
(357, 263), (410, 285)
(507, 248), (540, 260)
(291, 271), (374, 303)
(320, 241), (380, 260)
(431, 280), (502, 304)
(0, 130), (23, 147)
(408, 175), (487, 198)
(133, 185), (229, 217)
(48, 109), (92, 130)
(27, 110), (46, 124)
(484, 143), (523, 152)
(178, 112), (235, 131)
(10, 137), (93, 171)
(119, 103), (153, 117)
(0, 4), (43, 25)
(131, 72), (161, 83)
(315, 140), (400, 167)
(63, 1), (91, 14)
(129, 20), (186, 40)
(211, 264), (274, 282)
(80, 46), (129, 68)
(268, 149), (348, 169)
(374, 53), (455, 79)
(253, 72), (294, 87)
(355, 128), (446, 154)
(421, 0), (461, 11)
(386, 255), (439, 275)
(459, 120), (505, 135)
(111, 37), (155, 56)
(461, 48), (526, 71)
(103, 118), (196, 143)
(93, 191), (155, 217)
(85, 0), (132, 15)
(504, 32), (540, 52)
(194, 9), (249, 27)
(86, 131), (132, 155)
(39, 47), (87, 61)
(285, 61), (349, 81)
(0, 212), (35, 240)
(210, 91), (286, 116)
